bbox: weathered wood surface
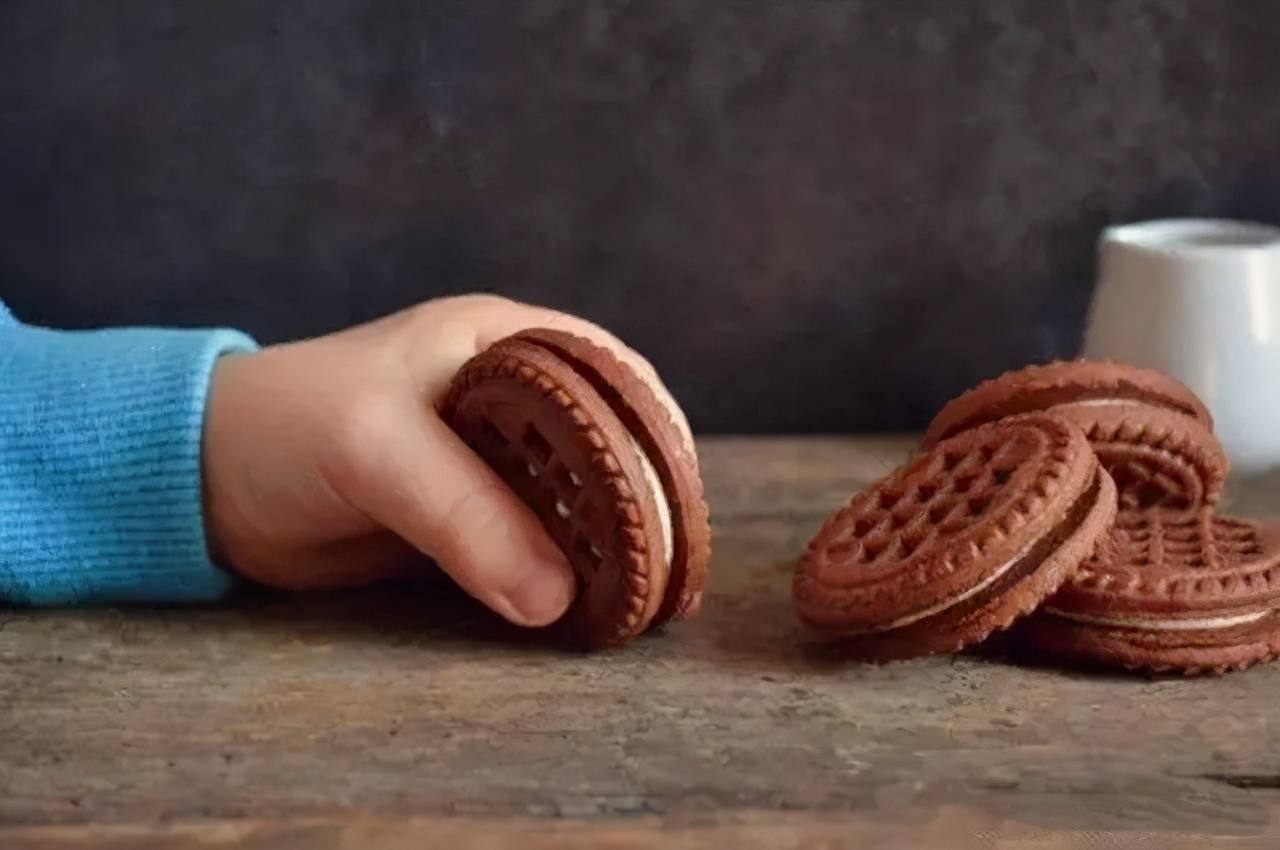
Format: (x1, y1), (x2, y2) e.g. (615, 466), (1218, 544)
(3, 436), (1280, 848)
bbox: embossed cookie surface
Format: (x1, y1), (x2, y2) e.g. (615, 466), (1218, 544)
(794, 414), (1116, 660)
(441, 329), (711, 649)
(923, 360), (1225, 517)
(1024, 511), (1280, 674)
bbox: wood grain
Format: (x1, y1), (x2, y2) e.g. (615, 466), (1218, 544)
(3, 437), (1280, 846)
(7, 810), (1280, 850)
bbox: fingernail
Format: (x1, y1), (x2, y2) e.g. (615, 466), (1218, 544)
(506, 555), (576, 627)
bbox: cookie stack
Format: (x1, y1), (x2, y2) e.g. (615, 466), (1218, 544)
(794, 361), (1280, 674)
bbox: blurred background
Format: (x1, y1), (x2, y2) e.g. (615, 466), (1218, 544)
(2, 1), (1279, 432)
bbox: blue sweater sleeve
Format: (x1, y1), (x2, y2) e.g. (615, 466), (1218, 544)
(0, 302), (259, 604)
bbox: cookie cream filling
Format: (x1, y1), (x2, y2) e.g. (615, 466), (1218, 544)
(875, 536), (1034, 632)
(1044, 607), (1270, 631)
(1053, 396), (1208, 423)
(1055, 398), (1129, 408)
(624, 429), (674, 569)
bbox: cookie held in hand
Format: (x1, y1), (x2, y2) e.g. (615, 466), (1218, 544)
(923, 360), (1225, 518)
(794, 414), (1116, 660)
(441, 329), (711, 649)
(1023, 511), (1280, 675)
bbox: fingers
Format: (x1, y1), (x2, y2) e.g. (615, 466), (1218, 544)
(336, 402), (577, 627)
(323, 292), (689, 628)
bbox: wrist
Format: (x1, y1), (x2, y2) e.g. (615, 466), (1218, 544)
(201, 351), (258, 576)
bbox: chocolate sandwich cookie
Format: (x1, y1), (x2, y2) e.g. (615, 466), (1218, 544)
(923, 360), (1226, 517)
(1024, 512), (1280, 674)
(441, 328), (711, 649)
(794, 414), (1116, 660)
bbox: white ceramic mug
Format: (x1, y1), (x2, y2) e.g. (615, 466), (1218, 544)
(1083, 218), (1280, 477)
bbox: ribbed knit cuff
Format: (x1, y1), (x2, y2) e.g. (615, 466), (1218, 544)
(0, 322), (259, 604)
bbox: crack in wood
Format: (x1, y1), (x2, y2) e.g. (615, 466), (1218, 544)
(1199, 774), (1280, 790)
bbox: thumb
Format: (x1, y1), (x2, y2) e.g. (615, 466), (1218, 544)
(338, 406), (577, 628)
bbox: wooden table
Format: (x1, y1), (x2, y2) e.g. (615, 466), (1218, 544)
(4, 437), (1280, 849)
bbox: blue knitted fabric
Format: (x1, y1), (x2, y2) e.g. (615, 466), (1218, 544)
(0, 302), (258, 604)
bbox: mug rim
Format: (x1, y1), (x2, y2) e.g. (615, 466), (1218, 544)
(1103, 218), (1280, 254)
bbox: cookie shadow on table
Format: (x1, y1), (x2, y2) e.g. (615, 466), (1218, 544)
(689, 581), (1174, 680)
(689, 590), (818, 672)
(683, 558), (947, 675)
(973, 627), (1190, 682)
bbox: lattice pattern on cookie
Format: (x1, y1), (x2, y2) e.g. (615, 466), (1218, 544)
(464, 399), (615, 578)
(1074, 413), (1224, 514)
(1065, 511), (1280, 605)
(815, 423), (1065, 572)
(1107, 513), (1265, 571)
(512, 328), (712, 625)
(446, 352), (656, 640)
(1108, 456), (1195, 512)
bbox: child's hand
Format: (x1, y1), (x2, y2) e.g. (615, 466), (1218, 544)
(201, 294), (689, 627)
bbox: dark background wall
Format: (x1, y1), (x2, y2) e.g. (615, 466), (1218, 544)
(2, 1), (1279, 432)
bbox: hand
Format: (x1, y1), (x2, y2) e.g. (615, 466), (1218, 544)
(201, 294), (690, 627)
